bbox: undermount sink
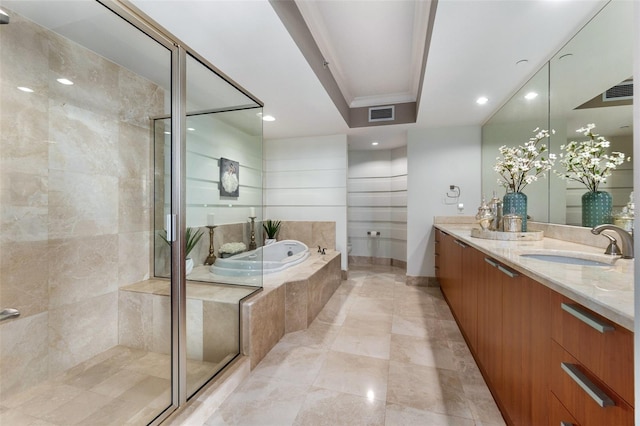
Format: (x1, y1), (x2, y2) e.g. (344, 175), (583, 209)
(519, 251), (618, 267)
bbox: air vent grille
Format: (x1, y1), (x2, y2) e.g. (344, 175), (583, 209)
(603, 80), (633, 101)
(369, 106), (395, 122)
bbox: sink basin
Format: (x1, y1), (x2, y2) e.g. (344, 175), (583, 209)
(520, 253), (618, 266)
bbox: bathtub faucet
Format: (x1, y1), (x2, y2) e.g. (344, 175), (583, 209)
(318, 245), (322, 253)
(321, 248), (326, 255)
(591, 224), (634, 259)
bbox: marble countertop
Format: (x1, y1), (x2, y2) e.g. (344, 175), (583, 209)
(434, 224), (634, 331)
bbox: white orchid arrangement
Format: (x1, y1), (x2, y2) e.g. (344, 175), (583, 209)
(494, 128), (556, 193)
(554, 124), (628, 193)
(219, 242), (247, 255)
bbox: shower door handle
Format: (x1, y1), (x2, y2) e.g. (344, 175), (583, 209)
(0, 308), (20, 322)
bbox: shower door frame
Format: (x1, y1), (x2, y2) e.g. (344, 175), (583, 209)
(99, 1), (264, 423)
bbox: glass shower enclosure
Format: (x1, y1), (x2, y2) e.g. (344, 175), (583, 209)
(0, 1), (263, 424)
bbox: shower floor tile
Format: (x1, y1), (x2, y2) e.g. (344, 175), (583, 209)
(204, 265), (507, 426)
(1, 346), (222, 426)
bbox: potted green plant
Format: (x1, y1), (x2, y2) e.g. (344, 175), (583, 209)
(159, 227), (204, 275)
(262, 219), (281, 245)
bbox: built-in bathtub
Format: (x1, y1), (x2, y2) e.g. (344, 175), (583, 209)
(210, 240), (310, 277)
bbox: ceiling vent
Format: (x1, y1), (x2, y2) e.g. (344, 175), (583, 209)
(368, 106), (395, 122)
(602, 80), (633, 102)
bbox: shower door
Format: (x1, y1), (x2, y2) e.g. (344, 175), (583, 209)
(0, 1), (175, 424)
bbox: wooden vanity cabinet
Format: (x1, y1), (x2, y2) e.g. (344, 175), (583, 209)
(434, 228), (633, 425)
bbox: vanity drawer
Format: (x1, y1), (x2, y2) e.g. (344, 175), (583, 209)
(550, 391), (580, 426)
(551, 292), (634, 405)
(550, 341), (633, 426)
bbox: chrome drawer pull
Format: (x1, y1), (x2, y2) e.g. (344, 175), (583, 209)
(561, 303), (614, 333)
(0, 308), (20, 322)
(561, 422), (574, 426)
(561, 362), (615, 408)
(484, 258), (498, 267)
(454, 240), (468, 248)
(497, 264), (518, 278)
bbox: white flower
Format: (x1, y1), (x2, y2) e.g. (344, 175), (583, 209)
(494, 128), (555, 192)
(219, 242), (247, 254)
(554, 124), (629, 192)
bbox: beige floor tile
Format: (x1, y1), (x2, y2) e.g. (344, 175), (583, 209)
(350, 297), (394, 316)
(293, 387), (385, 426)
(389, 334), (457, 370)
(391, 315), (443, 339)
(342, 309), (393, 334)
(89, 369), (149, 398)
(315, 293), (354, 326)
(279, 320), (341, 349)
(205, 376), (309, 426)
(39, 390), (111, 425)
(116, 376), (171, 409)
(387, 361), (473, 419)
(251, 342), (327, 385)
(122, 351), (172, 379)
(17, 384), (84, 418)
(313, 351), (388, 401)
(384, 402), (475, 426)
(331, 326), (391, 359)
(357, 280), (395, 299)
(439, 319), (466, 342)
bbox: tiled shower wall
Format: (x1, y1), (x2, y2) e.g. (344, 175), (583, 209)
(0, 11), (164, 398)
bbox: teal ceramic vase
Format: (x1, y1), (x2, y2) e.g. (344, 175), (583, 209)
(503, 192), (527, 232)
(582, 191), (612, 227)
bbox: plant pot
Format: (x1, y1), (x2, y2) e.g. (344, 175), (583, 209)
(265, 238), (276, 246)
(582, 191), (612, 227)
(186, 257), (194, 275)
(502, 191), (527, 232)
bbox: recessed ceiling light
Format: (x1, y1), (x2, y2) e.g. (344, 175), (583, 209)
(524, 92), (538, 100)
(17, 86), (34, 93)
(476, 97), (488, 105)
(516, 59), (529, 66)
(187, 127), (195, 131)
(164, 131), (171, 135)
(56, 78), (74, 85)
(256, 112), (263, 117)
(371, 141), (379, 146)
(262, 115), (276, 122)
(559, 53), (573, 60)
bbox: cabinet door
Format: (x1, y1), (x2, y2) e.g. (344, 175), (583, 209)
(459, 245), (481, 353)
(529, 277), (551, 426)
(438, 232), (463, 318)
(499, 263), (529, 425)
(476, 256), (503, 394)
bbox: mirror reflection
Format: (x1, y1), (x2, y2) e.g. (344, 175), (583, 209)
(482, 0), (633, 226)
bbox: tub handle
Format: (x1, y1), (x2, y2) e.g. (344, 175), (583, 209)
(0, 308), (20, 322)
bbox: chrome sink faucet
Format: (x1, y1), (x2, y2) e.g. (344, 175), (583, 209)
(591, 224), (634, 259)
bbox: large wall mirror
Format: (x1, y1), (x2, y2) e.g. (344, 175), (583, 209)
(482, 0), (634, 226)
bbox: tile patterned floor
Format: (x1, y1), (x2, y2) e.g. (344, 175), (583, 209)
(0, 346), (222, 426)
(205, 265), (506, 426)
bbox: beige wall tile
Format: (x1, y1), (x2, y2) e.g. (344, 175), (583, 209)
(0, 312), (49, 400)
(48, 170), (118, 239)
(0, 241), (49, 317)
(48, 235), (118, 308)
(119, 291), (153, 351)
(118, 231), (151, 287)
(49, 293), (118, 375)
(203, 301), (238, 363)
(119, 177), (152, 233)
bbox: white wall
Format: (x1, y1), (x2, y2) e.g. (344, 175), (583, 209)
(407, 125), (482, 277)
(264, 134), (348, 270)
(165, 112), (263, 228)
(348, 147), (407, 262)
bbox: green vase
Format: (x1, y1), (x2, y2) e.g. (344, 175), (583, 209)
(503, 192), (527, 232)
(582, 191), (612, 227)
